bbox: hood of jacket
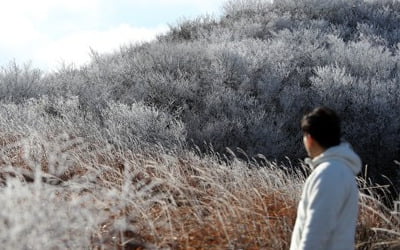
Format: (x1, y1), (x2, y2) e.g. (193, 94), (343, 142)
(305, 142), (362, 175)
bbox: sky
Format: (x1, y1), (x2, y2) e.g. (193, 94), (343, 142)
(0, 0), (226, 71)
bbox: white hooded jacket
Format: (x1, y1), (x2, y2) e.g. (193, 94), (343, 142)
(290, 142), (361, 250)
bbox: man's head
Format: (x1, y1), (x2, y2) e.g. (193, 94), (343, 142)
(301, 107), (341, 158)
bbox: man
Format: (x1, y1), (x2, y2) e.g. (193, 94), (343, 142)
(290, 107), (361, 250)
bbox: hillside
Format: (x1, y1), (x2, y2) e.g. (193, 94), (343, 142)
(2, 0), (400, 186)
(0, 0), (399, 248)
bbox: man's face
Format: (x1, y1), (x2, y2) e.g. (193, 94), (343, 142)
(303, 133), (312, 157)
(303, 133), (325, 158)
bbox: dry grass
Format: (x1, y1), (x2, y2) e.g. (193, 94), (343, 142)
(0, 133), (398, 249)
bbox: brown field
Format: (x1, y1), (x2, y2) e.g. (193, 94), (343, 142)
(0, 133), (398, 249)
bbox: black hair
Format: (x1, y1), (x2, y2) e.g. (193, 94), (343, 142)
(301, 107), (341, 149)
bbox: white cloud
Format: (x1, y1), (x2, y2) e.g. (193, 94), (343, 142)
(0, 0), (100, 25)
(34, 24), (168, 70)
(0, 0), (225, 70)
(156, 0), (224, 10)
(121, 0), (224, 15)
(0, 0), (103, 67)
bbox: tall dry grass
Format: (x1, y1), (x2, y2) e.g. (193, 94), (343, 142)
(0, 132), (397, 249)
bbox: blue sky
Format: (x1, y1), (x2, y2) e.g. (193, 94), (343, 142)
(0, 0), (226, 71)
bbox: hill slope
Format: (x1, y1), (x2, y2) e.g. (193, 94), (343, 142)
(80, 0), (400, 187)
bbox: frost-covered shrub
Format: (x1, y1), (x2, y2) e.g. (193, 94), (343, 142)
(0, 62), (45, 103)
(222, 0), (272, 18)
(101, 101), (186, 150)
(328, 36), (398, 79)
(0, 97), (98, 138)
(0, 97), (186, 151)
(191, 86), (263, 153)
(309, 64), (400, 183)
(165, 15), (219, 42)
(0, 179), (102, 249)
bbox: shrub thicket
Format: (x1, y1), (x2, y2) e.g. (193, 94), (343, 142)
(1, 0), (400, 191)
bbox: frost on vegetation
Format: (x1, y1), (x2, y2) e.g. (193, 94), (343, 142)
(0, 133), (178, 249)
(102, 101), (186, 150)
(0, 96), (186, 151)
(0, 179), (101, 249)
(0, 131), (396, 249)
(0, 129), (303, 249)
(0, 0), (399, 247)
(0, 0), (398, 184)
(0, 61), (44, 103)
